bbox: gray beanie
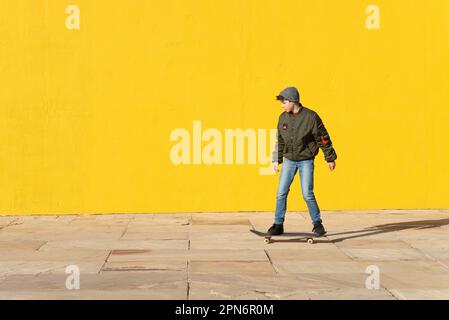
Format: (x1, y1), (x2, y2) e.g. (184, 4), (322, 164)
(276, 86), (301, 105)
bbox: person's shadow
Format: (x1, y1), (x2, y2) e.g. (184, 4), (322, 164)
(255, 218), (449, 244)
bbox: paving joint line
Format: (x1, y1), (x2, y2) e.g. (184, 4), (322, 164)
(99, 250), (113, 274)
(264, 249), (279, 274)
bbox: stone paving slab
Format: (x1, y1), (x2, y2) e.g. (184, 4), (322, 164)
(1, 210), (449, 299)
(418, 248), (449, 260)
(389, 289), (449, 300)
(390, 230), (449, 240)
(0, 289), (186, 300)
(107, 249), (268, 262)
(0, 218), (18, 228)
(266, 248), (351, 261)
(103, 260), (187, 272)
(0, 229), (125, 241)
(188, 273), (395, 300)
(381, 272), (449, 290)
(0, 247), (110, 262)
(338, 248), (428, 261)
(404, 239), (449, 249)
(189, 225), (254, 233)
(331, 239), (412, 249)
(190, 261), (275, 274)
(278, 289), (396, 300)
(0, 261), (105, 278)
(0, 240), (46, 251)
(0, 272), (187, 300)
(191, 218), (251, 226)
(347, 260), (449, 274)
(272, 261), (369, 274)
(120, 232), (189, 241)
(125, 224), (190, 233)
(39, 239), (189, 251)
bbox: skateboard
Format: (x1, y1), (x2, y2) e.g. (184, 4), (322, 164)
(250, 229), (318, 244)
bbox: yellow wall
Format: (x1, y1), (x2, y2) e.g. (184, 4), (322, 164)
(1, 0), (448, 215)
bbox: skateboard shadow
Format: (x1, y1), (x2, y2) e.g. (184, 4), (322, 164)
(251, 218), (449, 244)
(326, 217), (449, 243)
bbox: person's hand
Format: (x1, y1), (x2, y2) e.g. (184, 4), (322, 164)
(328, 161), (336, 171)
(273, 161), (279, 173)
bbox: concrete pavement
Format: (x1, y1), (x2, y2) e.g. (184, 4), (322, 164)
(1, 209), (449, 299)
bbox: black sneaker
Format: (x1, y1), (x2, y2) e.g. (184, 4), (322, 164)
(312, 220), (327, 237)
(267, 223), (284, 236)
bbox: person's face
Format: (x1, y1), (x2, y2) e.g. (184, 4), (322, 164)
(279, 98), (295, 112)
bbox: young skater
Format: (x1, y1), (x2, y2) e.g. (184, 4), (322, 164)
(270, 86), (337, 237)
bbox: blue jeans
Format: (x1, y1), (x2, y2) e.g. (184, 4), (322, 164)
(274, 157), (321, 225)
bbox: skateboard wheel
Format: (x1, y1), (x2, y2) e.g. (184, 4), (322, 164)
(307, 238), (314, 244)
(264, 238), (271, 244)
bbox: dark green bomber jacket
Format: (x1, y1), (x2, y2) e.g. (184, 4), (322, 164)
(272, 106), (338, 164)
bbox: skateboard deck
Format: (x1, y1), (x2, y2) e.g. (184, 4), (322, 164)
(250, 229), (320, 244)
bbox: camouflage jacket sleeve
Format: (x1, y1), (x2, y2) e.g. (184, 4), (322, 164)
(312, 113), (337, 162)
